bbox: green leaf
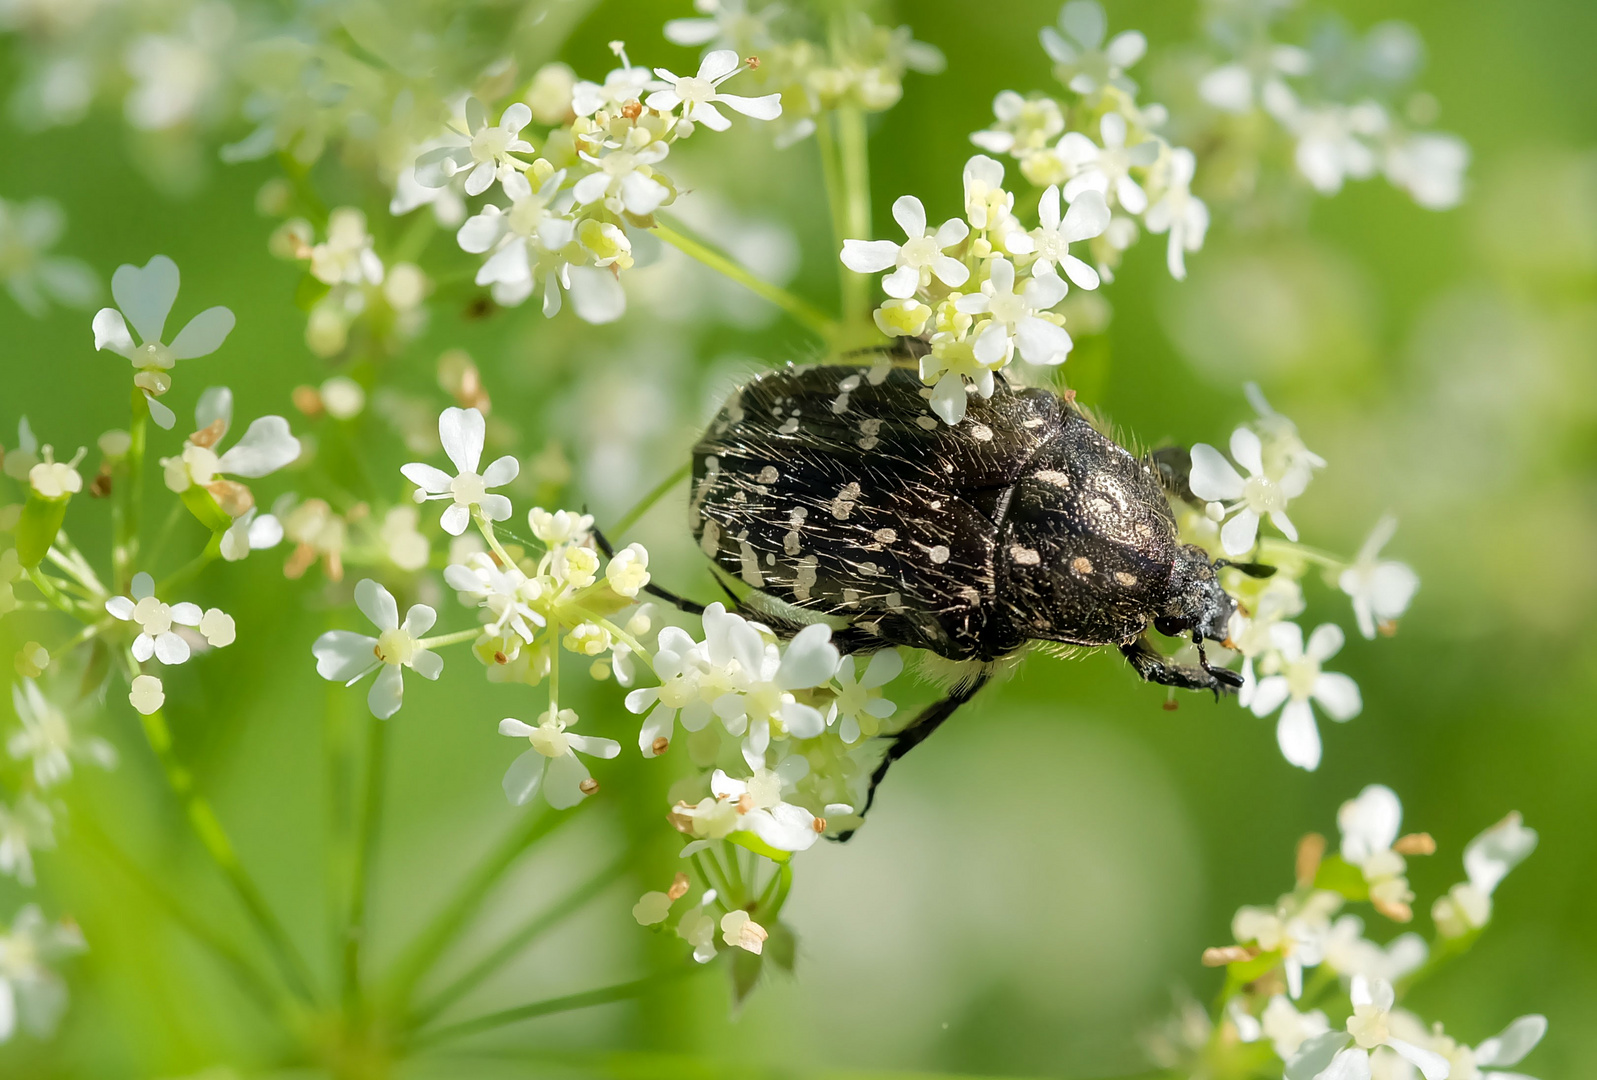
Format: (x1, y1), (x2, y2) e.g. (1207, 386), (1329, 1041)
(1314, 855), (1370, 901)
(15, 492), (68, 567)
(726, 830), (790, 864)
(763, 920), (797, 974)
(730, 946), (763, 1005)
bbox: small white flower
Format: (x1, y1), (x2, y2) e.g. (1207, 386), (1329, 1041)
(219, 507), (284, 563)
(91, 255), (235, 430)
(1322, 914), (1427, 981)
(605, 543), (651, 598)
(0, 796), (54, 887)
(128, 674), (165, 716)
(1433, 813), (1537, 938)
(1258, 995), (1331, 1061)
(1027, 186), (1110, 289)
(311, 579), (442, 719)
(458, 167), (574, 294)
(1189, 427), (1311, 556)
(626, 626), (708, 758)
(161, 387), (301, 515)
(1040, 1), (1147, 95)
(707, 613), (841, 769)
(574, 133), (671, 216)
(444, 552), (545, 644)
(962, 154), (1032, 252)
(309, 207), (384, 287)
(498, 708), (620, 809)
(1273, 95), (1389, 196)
(1244, 383), (1326, 491)
(1231, 889), (1341, 998)
(390, 138), (468, 226)
(956, 257), (1073, 367)
(105, 572), (208, 666)
(677, 897), (719, 963)
(1384, 132), (1469, 211)
(1339, 516), (1420, 640)
(26, 446), (85, 499)
(528, 507), (594, 546)
(664, 0), (775, 52)
(1338, 784), (1425, 920)
(0, 904), (85, 1042)
(378, 506), (429, 572)
(711, 763), (821, 853)
(1248, 622), (1361, 771)
(919, 332), (1003, 425)
(1144, 147), (1210, 280)
(970, 90), (1066, 156)
(400, 407), (518, 536)
(645, 49), (782, 132)
(1287, 975), (1451, 1080)
(1197, 46), (1310, 114)
(1059, 113), (1160, 214)
(840, 196), (970, 300)
(572, 49), (654, 117)
(719, 908), (768, 954)
(0, 197), (98, 318)
(632, 890), (673, 926)
(1455, 1014), (1548, 1080)
(415, 98), (535, 198)
(828, 649), (903, 744)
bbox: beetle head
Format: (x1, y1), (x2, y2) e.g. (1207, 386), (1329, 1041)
(1154, 544), (1235, 643)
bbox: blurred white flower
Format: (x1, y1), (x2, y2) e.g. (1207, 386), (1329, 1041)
(1273, 95), (1388, 196)
(91, 255), (234, 430)
(1322, 914), (1427, 981)
(309, 208), (384, 287)
(528, 508), (594, 546)
(0, 904), (84, 1043)
(312, 579), (441, 719)
(1259, 994), (1331, 1060)
(572, 49), (654, 117)
(719, 908), (768, 954)
(1027, 186), (1109, 288)
(1434, 1014), (1548, 1080)
(26, 445), (84, 500)
(499, 708), (620, 808)
(957, 257), (1072, 367)
(1432, 812), (1537, 938)
(1384, 132), (1469, 210)
(574, 133), (671, 216)
(1287, 975), (1450, 1080)
(161, 387), (300, 518)
(840, 195), (970, 299)
(1231, 888), (1340, 998)
(1144, 148), (1209, 280)
(1339, 516), (1420, 640)
(1189, 427), (1310, 555)
(970, 90), (1065, 156)
(664, 0), (775, 52)
(711, 763), (821, 853)
(415, 98), (534, 197)
(401, 407), (517, 536)
(390, 139), (468, 225)
(1040, 1), (1146, 95)
(1338, 784), (1432, 921)
(645, 49), (781, 132)
(457, 168), (576, 303)
(1198, 45), (1310, 114)
(123, 2), (234, 131)
(0, 196), (97, 317)
(828, 649), (902, 744)
(220, 507), (284, 563)
(1059, 113), (1159, 214)
(0, 796), (54, 887)
(128, 674), (164, 716)
(1248, 622), (1361, 770)
(105, 572), (207, 666)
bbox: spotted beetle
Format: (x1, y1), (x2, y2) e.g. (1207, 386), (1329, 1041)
(664, 355), (1245, 831)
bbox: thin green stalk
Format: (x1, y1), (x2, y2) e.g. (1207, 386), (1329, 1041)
(405, 968), (690, 1051)
(158, 544), (221, 595)
(406, 851), (633, 1029)
(416, 628), (482, 650)
(611, 462), (690, 538)
(323, 666), (356, 1001)
(651, 221), (833, 338)
(25, 567), (84, 618)
(115, 386), (148, 592)
(835, 104), (873, 326)
(816, 110), (852, 303)
(342, 712), (390, 1014)
(380, 803), (585, 1011)
(130, 675), (321, 1004)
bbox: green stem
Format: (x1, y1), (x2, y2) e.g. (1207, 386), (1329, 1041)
(380, 804), (585, 1012)
(405, 967), (691, 1051)
(835, 104), (873, 326)
(651, 221), (833, 338)
(610, 462), (690, 538)
(693, 849), (735, 908)
(417, 628), (482, 650)
(24, 567), (83, 617)
(474, 513), (516, 568)
(816, 110), (852, 309)
(115, 386), (148, 593)
(405, 851), (633, 1030)
(46, 532), (108, 598)
(342, 712), (390, 1014)
(158, 546), (219, 595)
(128, 664), (320, 1005)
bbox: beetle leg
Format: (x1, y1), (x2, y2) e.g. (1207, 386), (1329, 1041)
(1120, 635), (1242, 698)
(832, 671), (992, 843)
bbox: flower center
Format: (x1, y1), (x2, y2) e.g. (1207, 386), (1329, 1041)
(676, 76), (713, 105)
(507, 196), (549, 236)
(471, 126), (512, 163)
(1285, 656), (1321, 700)
(134, 596), (173, 636)
(988, 290), (1027, 324)
(376, 628), (417, 667)
(1346, 1004), (1389, 1050)
(602, 151), (639, 177)
(899, 235), (938, 267)
(529, 721), (570, 758)
(450, 471), (487, 506)
(745, 683), (785, 725)
(184, 444), (220, 486)
(139, 341), (175, 371)
(1242, 474), (1285, 514)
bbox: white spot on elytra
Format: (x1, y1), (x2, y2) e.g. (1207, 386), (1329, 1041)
(1010, 545), (1041, 566)
(1115, 571), (1138, 586)
(737, 535), (764, 587)
(866, 361), (891, 385)
(929, 544), (950, 564)
(1071, 556), (1093, 575)
(857, 417), (882, 450)
(778, 417), (800, 435)
(756, 465), (779, 484)
(842, 587), (860, 605)
(1035, 470), (1070, 488)
(784, 506), (807, 555)
(915, 415), (938, 430)
(858, 561), (882, 576)
(885, 591), (903, 610)
(830, 482), (861, 520)
(794, 555), (818, 600)
(969, 422), (993, 442)
(873, 528), (897, 545)
(699, 520), (720, 557)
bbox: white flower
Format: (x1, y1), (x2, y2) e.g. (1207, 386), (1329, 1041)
(1448, 1014), (1548, 1080)
(719, 908), (768, 954)
(390, 138), (468, 226)
(309, 207), (384, 287)
(1197, 46), (1310, 114)
(0, 796), (54, 887)
(605, 543), (651, 597)
(961, 155), (1032, 252)
(664, 0), (775, 52)
(919, 332), (1004, 425)
(1338, 785), (1426, 920)
(1287, 975), (1451, 1080)
(626, 626), (708, 758)
(458, 167), (574, 295)
(161, 387), (301, 516)
(26, 445), (85, 499)
(1189, 427), (1311, 556)
(1273, 96), (1388, 196)
(0, 197), (97, 318)
(1339, 516), (1419, 640)
(1245, 384), (1326, 491)
(1259, 994), (1331, 1060)
(1040, 1), (1147, 95)
(528, 507), (594, 546)
(415, 98), (535, 198)
(1144, 147), (1210, 280)
(840, 196), (970, 300)
(128, 674), (165, 716)
(1322, 914), (1427, 981)
(1231, 889), (1340, 999)
(1248, 623), (1361, 770)
(711, 763), (821, 853)
(400, 407), (518, 536)
(1027, 186), (1110, 289)
(828, 649), (903, 744)
(645, 49), (781, 132)
(378, 506), (429, 572)
(970, 90), (1065, 156)
(706, 611), (841, 769)
(1059, 113), (1160, 214)
(499, 708), (620, 808)
(91, 255), (235, 430)
(122, 2), (233, 131)
(445, 552), (544, 643)
(572, 51), (654, 117)
(105, 572), (207, 665)
(220, 507), (284, 563)
(0, 904), (85, 1042)
(677, 896), (719, 963)
(1384, 132), (1469, 211)
(956, 257), (1073, 367)
(1433, 813), (1537, 938)
(311, 579), (441, 719)
(573, 133), (671, 216)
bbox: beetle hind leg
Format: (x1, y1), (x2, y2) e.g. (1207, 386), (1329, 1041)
(1120, 636), (1242, 699)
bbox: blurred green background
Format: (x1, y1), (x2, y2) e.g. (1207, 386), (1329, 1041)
(2, 0), (1595, 1077)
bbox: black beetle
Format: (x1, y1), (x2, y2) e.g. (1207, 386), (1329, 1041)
(642, 357), (1245, 827)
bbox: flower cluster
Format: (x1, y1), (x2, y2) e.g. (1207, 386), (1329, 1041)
(1163, 787), (1546, 1080)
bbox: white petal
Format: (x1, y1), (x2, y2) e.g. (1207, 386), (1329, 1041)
(146, 393), (176, 430)
(564, 265), (626, 324)
(1014, 316), (1073, 366)
(619, 171), (669, 216)
(1386, 1040), (1451, 1080)
(480, 454), (519, 488)
(1269, 620), (1306, 660)
(567, 733), (621, 759)
(154, 632), (190, 665)
(367, 664), (405, 719)
(777, 624), (840, 689)
(313, 630), (378, 681)
(438, 407), (485, 475)
(498, 101), (532, 134)
(1306, 622), (1345, 661)
(411, 649), (444, 680)
(217, 416), (300, 478)
(1187, 444), (1245, 501)
(463, 160), (495, 197)
(1285, 1032), (1354, 1080)
(402, 603), (436, 637)
(881, 264), (921, 299)
(973, 321), (1010, 365)
(132, 635), (155, 663)
(781, 701), (826, 739)
(1318, 1048), (1372, 1080)
(688, 101), (731, 131)
(92, 308), (136, 358)
(542, 750), (592, 809)
(930, 373), (968, 425)
(400, 462), (453, 495)
(111, 254), (180, 344)
(1060, 254), (1100, 290)
(715, 92), (782, 120)
(195, 386), (233, 433)
(456, 211), (505, 253)
(169, 307), (236, 360)
(750, 803), (819, 852)
(1024, 271), (1069, 309)
(499, 717), (537, 737)
(1061, 188), (1112, 241)
(1340, 786), (1401, 866)
(1312, 673), (1362, 721)
(1106, 29), (1147, 68)
(1369, 563), (1420, 621)
(355, 578), (400, 631)
(1230, 426), (1265, 476)
(502, 748), (546, 805)
(440, 503), (471, 535)
(1249, 675), (1291, 718)
(477, 493), (512, 522)
(698, 49), (742, 82)
(861, 649), (903, 688)
(892, 196), (927, 239)
(1475, 1015), (1547, 1068)
(106, 597), (135, 620)
(1276, 699), (1322, 769)
(934, 217), (969, 249)
(840, 239), (900, 274)
(169, 602), (203, 626)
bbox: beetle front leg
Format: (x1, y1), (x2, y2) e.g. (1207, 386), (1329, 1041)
(1119, 636), (1242, 698)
